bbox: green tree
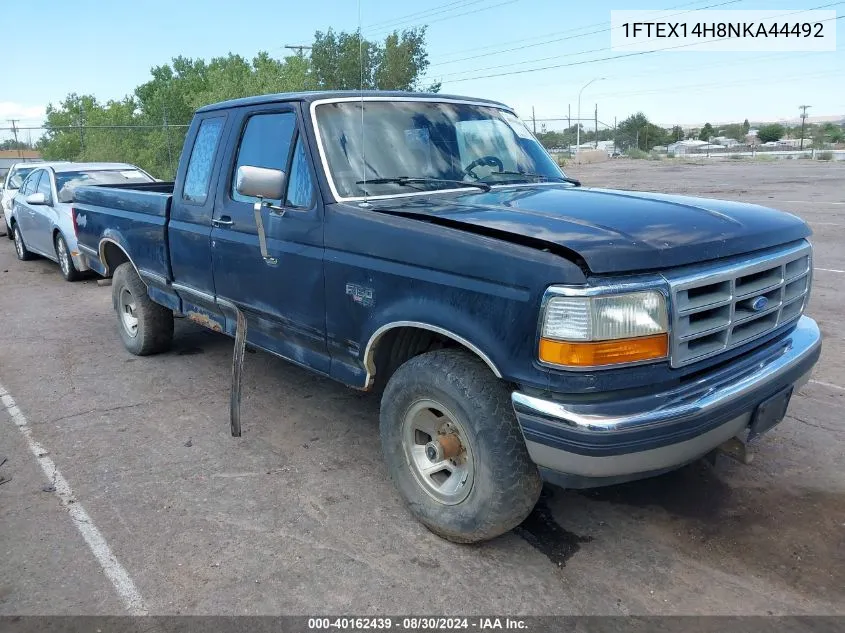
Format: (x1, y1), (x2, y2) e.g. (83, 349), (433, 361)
(669, 125), (685, 142)
(742, 118), (750, 134)
(0, 139), (32, 150)
(36, 27), (437, 179)
(699, 122), (714, 141)
(819, 122), (844, 144)
(757, 123), (785, 144)
(616, 113), (669, 150)
(311, 27), (436, 91)
(719, 123), (746, 142)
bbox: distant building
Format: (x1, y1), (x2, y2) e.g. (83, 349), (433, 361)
(668, 139), (711, 155)
(713, 136), (740, 147)
(775, 138), (812, 148)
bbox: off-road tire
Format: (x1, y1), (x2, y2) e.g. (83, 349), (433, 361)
(380, 349), (542, 543)
(112, 262), (173, 355)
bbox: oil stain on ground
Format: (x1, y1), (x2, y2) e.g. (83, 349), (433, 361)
(515, 487), (592, 567)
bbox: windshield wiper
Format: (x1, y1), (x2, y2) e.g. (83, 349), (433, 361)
(355, 177), (491, 193)
(488, 171), (581, 186)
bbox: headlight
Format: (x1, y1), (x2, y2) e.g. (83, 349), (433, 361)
(539, 290), (668, 367)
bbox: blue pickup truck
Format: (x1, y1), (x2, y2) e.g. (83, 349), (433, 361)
(72, 91), (821, 543)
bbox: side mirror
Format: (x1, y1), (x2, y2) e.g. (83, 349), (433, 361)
(235, 165), (285, 201)
(25, 192), (48, 205)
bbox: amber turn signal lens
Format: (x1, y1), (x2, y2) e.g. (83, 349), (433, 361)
(539, 333), (668, 367)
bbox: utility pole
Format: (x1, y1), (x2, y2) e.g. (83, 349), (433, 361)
(7, 119), (21, 159)
(284, 45), (312, 56)
(594, 104), (598, 149)
(799, 105), (811, 150)
(163, 103), (174, 177)
(531, 106), (536, 135)
(284, 45), (312, 90)
(567, 104), (571, 156)
(614, 116), (617, 153)
(78, 98), (86, 156)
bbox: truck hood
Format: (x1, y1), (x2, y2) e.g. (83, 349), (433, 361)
(372, 185), (811, 273)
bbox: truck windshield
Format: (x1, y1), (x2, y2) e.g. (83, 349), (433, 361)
(314, 100), (565, 199)
(56, 169), (154, 203)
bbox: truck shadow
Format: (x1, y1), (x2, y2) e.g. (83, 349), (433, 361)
(165, 324), (844, 604)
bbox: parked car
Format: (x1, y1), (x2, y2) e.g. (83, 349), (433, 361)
(9, 162), (155, 280)
(2, 161), (57, 237)
(72, 91), (821, 543)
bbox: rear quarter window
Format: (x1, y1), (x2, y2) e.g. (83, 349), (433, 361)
(183, 117), (225, 204)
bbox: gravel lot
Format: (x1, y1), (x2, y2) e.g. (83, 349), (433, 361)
(0, 159), (842, 616)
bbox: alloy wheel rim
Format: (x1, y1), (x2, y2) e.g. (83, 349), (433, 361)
(14, 229), (23, 258)
(401, 398), (475, 505)
(57, 238), (69, 275)
(119, 288), (139, 337)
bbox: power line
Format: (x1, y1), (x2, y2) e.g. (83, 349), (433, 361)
(433, 8), (843, 85)
(522, 50), (817, 94)
(427, 0), (743, 68)
(584, 67), (840, 101)
(366, 0), (518, 36)
(424, 0), (749, 81)
(365, 0), (487, 31)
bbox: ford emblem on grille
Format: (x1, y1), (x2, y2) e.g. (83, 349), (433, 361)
(751, 296), (769, 311)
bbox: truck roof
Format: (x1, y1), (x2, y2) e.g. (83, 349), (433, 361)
(195, 90), (512, 114)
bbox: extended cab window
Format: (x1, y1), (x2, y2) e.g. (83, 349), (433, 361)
(183, 117), (224, 204)
(231, 112), (296, 205)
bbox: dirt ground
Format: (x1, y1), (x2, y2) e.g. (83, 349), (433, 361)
(0, 159), (842, 616)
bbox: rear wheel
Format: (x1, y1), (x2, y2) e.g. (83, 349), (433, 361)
(112, 262), (173, 355)
(55, 233), (82, 281)
(380, 349), (541, 543)
(13, 224), (32, 261)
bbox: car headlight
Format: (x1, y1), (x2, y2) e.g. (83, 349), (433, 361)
(539, 290), (669, 367)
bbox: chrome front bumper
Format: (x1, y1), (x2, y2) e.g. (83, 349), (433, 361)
(512, 316), (822, 488)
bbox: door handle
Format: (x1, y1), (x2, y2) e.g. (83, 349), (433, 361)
(212, 216), (234, 227)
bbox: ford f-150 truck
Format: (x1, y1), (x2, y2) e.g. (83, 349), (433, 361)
(72, 91), (821, 543)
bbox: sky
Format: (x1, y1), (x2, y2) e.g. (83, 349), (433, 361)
(1, 0), (843, 140)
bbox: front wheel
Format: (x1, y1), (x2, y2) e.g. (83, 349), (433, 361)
(380, 349), (541, 543)
(112, 262), (174, 355)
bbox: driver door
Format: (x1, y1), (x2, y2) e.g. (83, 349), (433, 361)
(30, 169), (56, 254)
(13, 170), (41, 245)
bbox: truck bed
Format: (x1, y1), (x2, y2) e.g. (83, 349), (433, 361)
(73, 183), (175, 281)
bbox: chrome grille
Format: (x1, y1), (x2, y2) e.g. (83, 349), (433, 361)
(668, 241), (812, 368)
